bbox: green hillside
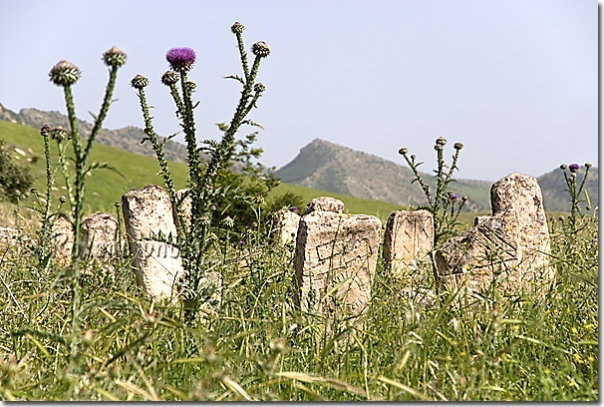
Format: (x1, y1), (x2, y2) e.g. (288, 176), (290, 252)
(0, 120), (408, 223)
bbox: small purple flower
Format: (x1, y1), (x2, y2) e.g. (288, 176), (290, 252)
(569, 163), (579, 173)
(238, 241), (245, 246)
(450, 194), (458, 201)
(166, 47), (196, 72)
(289, 206), (298, 212)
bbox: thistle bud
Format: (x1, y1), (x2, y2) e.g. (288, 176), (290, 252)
(130, 75), (149, 89)
(252, 41), (270, 58)
(49, 60), (80, 86)
(454, 142), (463, 150)
(398, 148), (408, 155)
(560, 164), (567, 170)
(254, 82), (266, 93)
(103, 46), (127, 68)
(410, 154), (416, 161)
(221, 216), (234, 229)
(166, 47), (196, 72)
(40, 124), (51, 138)
(50, 126), (70, 142)
(585, 162), (592, 169)
(435, 136), (447, 146)
(185, 81), (196, 92)
(231, 21), (245, 34)
(161, 71), (179, 86)
(59, 196), (66, 203)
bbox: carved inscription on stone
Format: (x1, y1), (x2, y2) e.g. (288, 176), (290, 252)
(433, 173), (553, 296)
(383, 210), (434, 278)
(294, 212), (381, 316)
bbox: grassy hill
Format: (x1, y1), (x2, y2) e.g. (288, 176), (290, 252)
(0, 120), (410, 224)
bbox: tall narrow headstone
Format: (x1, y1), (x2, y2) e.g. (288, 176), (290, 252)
(383, 210), (434, 278)
(433, 173), (553, 296)
(294, 211), (382, 316)
(122, 185), (183, 300)
(80, 212), (120, 264)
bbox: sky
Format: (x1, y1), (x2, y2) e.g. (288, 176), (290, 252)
(0, 0), (598, 182)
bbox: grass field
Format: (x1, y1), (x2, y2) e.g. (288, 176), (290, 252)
(0, 120), (597, 401)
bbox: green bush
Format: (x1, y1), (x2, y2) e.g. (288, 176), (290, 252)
(0, 139), (33, 203)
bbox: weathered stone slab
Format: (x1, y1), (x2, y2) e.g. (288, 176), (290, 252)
(383, 210), (434, 278)
(52, 216), (74, 264)
(122, 184), (183, 300)
(433, 173), (553, 296)
(80, 212), (119, 263)
(274, 207), (300, 245)
(294, 211), (382, 316)
(301, 197), (345, 216)
(0, 228), (18, 252)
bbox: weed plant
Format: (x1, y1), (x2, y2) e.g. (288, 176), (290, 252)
(398, 137), (467, 246)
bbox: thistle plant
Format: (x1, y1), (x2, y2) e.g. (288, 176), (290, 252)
(558, 162), (593, 233)
(46, 46), (127, 366)
(398, 137), (466, 246)
(132, 22), (270, 323)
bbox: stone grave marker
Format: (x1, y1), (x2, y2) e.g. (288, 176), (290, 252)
(122, 184), (183, 300)
(274, 207), (300, 245)
(301, 196), (345, 216)
(383, 210), (434, 278)
(433, 173), (553, 296)
(294, 210), (382, 317)
(52, 216), (74, 264)
(80, 212), (120, 268)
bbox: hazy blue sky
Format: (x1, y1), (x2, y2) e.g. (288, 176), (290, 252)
(0, 0), (597, 181)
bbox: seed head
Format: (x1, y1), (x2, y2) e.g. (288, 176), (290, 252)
(454, 142), (464, 150)
(49, 60), (80, 86)
(254, 82), (266, 93)
(103, 46), (127, 68)
(435, 136), (447, 147)
(166, 47), (196, 71)
(231, 21), (245, 34)
(252, 41), (270, 58)
(161, 71), (179, 86)
(569, 163), (579, 173)
(130, 75), (149, 90)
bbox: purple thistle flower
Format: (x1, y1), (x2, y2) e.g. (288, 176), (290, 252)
(569, 163), (579, 173)
(290, 206), (298, 212)
(450, 194), (458, 201)
(239, 241), (245, 246)
(166, 47), (196, 72)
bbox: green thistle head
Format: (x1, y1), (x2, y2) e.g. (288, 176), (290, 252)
(252, 42), (270, 58)
(254, 82), (266, 93)
(161, 71), (179, 86)
(454, 142), (463, 150)
(103, 46), (127, 68)
(185, 81), (196, 92)
(49, 60), (80, 86)
(231, 21), (245, 34)
(130, 75), (149, 89)
(50, 126), (70, 142)
(398, 148), (408, 155)
(435, 136), (447, 147)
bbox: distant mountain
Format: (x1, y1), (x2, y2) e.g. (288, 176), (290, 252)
(275, 138), (598, 213)
(0, 103), (189, 163)
(275, 138), (492, 212)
